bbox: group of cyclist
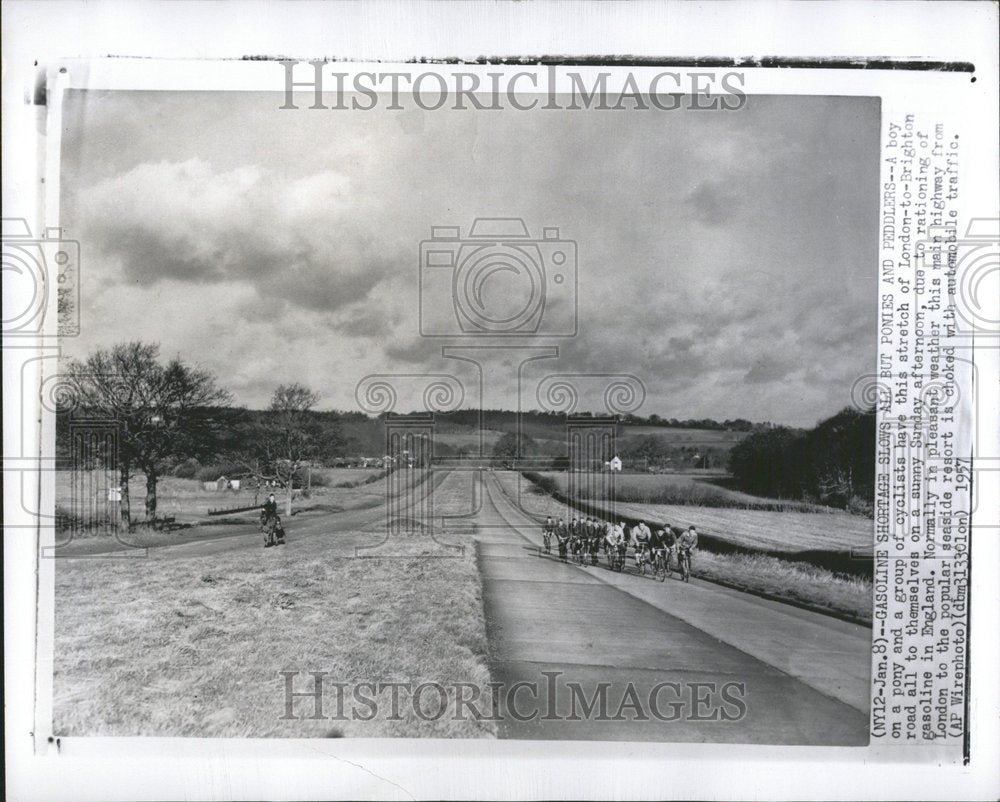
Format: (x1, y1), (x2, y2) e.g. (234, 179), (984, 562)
(541, 514), (699, 581)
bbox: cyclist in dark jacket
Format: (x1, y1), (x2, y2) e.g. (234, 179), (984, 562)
(260, 493), (284, 544)
(555, 517), (569, 562)
(261, 493), (278, 521)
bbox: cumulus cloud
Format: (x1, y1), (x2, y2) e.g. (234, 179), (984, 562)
(80, 159), (400, 314)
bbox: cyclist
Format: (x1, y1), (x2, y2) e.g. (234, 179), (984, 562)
(664, 525), (682, 570)
(542, 516), (555, 553)
(261, 492), (278, 521)
(567, 516), (580, 560)
(678, 525), (698, 550)
(555, 517), (569, 562)
(605, 522), (625, 569)
(632, 520), (652, 568)
(676, 525), (698, 578)
(588, 519), (602, 565)
(260, 493), (284, 546)
(649, 526), (670, 573)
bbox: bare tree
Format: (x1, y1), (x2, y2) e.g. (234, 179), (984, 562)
(242, 383), (327, 516)
(66, 342), (231, 526)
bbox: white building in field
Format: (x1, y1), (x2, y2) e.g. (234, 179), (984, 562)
(608, 455), (623, 472)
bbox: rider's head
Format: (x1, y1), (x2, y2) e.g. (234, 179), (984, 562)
(689, 525), (697, 532)
(268, 494), (275, 501)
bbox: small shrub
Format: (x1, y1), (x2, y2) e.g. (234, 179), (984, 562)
(305, 472), (329, 488)
(195, 462), (244, 483)
(846, 494), (874, 518)
(171, 458), (201, 479)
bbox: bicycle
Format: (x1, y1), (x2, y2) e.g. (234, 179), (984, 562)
(677, 546), (693, 582)
(609, 543), (626, 572)
(542, 528), (553, 555)
(634, 544), (651, 577)
(261, 515), (284, 548)
(556, 534), (570, 562)
(652, 548), (668, 582)
(589, 538), (601, 566)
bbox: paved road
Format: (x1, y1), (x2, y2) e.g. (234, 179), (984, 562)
(472, 471), (870, 744)
(56, 470), (450, 560)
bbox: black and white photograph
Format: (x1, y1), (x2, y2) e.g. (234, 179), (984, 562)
(47, 84), (881, 743)
(3, 2), (998, 800)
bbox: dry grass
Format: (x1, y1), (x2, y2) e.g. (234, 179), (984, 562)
(609, 500), (870, 554)
(310, 467), (386, 487)
(539, 471), (831, 512)
(429, 470), (480, 518)
(693, 550), (871, 623)
(54, 469), (419, 534)
(54, 522), (495, 737)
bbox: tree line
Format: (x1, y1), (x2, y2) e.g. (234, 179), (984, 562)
(58, 342), (345, 526)
(58, 340), (876, 527)
(726, 406), (876, 515)
(434, 409), (762, 432)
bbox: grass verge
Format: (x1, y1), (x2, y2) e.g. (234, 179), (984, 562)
(692, 550), (871, 624)
(54, 522), (496, 737)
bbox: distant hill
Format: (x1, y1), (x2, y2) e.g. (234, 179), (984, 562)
(58, 403), (771, 469)
(335, 409), (766, 466)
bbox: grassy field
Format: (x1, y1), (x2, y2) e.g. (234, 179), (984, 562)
(525, 472), (869, 553)
(54, 469), (416, 535)
(691, 550), (871, 622)
(494, 471), (872, 623)
(610, 501), (870, 553)
(430, 469), (479, 519)
(536, 471), (831, 513)
(54, 520), (495, 737)
(310, 467), (385, 487)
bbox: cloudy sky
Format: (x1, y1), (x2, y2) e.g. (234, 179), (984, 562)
(60, 90), (879, 427)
